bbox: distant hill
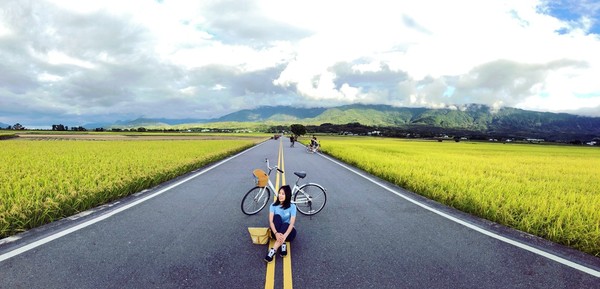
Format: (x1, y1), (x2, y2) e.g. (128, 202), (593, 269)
(87, 104), (600, 141)
(216, 104), (600, 140)
(217, 106), (326, 122)
(84, 117), (210, 130)
(114, 117), (210, 126)
(0, 122), (9, 128)
(90, 107), (327, 129)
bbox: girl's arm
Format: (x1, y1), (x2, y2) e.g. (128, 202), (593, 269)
(268, 212), (277, 234)
(283, 216), (296, 238)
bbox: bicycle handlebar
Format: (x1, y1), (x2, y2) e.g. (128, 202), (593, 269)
(265, 158), (284, 174)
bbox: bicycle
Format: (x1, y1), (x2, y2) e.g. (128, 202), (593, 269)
(306, 144), (320, 153)
(241, 158), (327, 216)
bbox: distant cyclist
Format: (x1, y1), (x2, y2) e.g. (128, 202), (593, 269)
(309, 136), (319, 153)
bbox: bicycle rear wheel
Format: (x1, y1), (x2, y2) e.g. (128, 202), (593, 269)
(241, 186), (270, 215)
(293, 184), (326, 215)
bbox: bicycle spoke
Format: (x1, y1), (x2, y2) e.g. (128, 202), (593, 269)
(293, 184), (326, 216)
(241, 187), (270, 215)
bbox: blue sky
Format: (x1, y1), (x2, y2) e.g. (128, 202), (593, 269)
(542, 0), (600, 34)
(1, 0), (599, 128)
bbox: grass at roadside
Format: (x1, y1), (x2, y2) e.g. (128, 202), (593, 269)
(312, 136), (600, 256)
(0, 137), (264, 237)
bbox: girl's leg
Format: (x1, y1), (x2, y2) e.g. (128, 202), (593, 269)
(271, 215), (283, 238)
(271, 215), (284, 250)
(274, 220), (297, 242)
(266, 215), (285, 262)
(285, 227), (297, 242)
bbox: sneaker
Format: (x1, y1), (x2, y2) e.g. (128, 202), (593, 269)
(264, 248), (276, 263)
(280, 243), (287, 257)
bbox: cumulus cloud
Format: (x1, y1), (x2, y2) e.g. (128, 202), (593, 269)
(271, 0), (600, 116)
(0, 0), (599, 127)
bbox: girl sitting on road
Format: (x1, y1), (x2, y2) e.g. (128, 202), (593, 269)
(264, 185), (297, 262)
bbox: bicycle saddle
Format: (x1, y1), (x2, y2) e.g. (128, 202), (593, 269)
(294, 171), (307, 179)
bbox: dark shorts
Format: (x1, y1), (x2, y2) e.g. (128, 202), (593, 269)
(270, 214), (297, 242)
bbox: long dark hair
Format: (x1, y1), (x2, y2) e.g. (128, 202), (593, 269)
(274, 185), (292, 209)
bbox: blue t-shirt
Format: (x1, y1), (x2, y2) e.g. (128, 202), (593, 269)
(269, 203), (297, 224)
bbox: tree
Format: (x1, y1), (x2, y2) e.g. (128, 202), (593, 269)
(267, 125), (287, 134)
(13, 123), (24, 130)
(290, 124), (307, 136)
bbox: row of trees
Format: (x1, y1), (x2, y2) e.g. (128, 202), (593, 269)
(3, 123), (25, 130)
(2, 123), (87, 131)
(52, 124), (88, 131)
(4, 121), (599, 145)
(269, 123), (600, 145)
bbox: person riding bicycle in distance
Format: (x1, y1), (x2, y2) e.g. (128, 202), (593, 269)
(264, 185), (297, 262)
(309, 136), (319, 152)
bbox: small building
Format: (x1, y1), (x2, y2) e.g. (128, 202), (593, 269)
(525, 138), (544, 143)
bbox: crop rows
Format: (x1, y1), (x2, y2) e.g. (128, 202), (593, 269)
(317, 137), (600, 256)
(0, 139), (257, 237)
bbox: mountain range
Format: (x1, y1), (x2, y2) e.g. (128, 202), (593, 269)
(84, 104), (600, 141)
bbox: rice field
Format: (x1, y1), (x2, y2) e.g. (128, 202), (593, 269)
(0, 132), (16, 140)
(314, 136), (600, 256)
(0, 138), (261, 237)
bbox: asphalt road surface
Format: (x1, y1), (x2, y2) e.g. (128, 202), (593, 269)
(0, 139), (599, 289)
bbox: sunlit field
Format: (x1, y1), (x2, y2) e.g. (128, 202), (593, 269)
(0, 138), (262, 237)
(16, 130), (272, 138)
(0, 132), (15, 138)
(312, 136), (600, 256)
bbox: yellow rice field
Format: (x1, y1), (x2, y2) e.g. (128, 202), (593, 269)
(0, 138), (260, 237)
(315, 136), (600, 256)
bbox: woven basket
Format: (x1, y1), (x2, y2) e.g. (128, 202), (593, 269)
(253, 169), (268, 188)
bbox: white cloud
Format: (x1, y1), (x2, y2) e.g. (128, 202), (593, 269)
(0, 22), (11, 37)
(1, 0), (600, 127)
(211, 84), (226, 91)
(269, 0), (600, 115)
(37, 73), (63, 82)
(179, 86), (197, 96)
(46, 50), (95, 69)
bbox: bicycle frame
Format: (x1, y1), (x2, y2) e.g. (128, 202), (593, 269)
(260, 159), (312, 205)
(242, 158), (326, 216)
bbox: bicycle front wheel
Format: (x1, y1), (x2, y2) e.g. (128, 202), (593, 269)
(241, 186), (270, 215)
(293, 184), (327, 215)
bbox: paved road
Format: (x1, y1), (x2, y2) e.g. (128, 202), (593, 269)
(0, 139), (599, 288)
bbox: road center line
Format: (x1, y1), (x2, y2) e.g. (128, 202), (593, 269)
(319, 153), (600, 278)
(280, 141), (293, 289)
(265, 140), (283, 289)
(264, 239), (276, 289)
(280, 140), (286, 186)
(265, 138), (294, 289)
(275, 139), (282, 199)
(283, 241), (293, 289)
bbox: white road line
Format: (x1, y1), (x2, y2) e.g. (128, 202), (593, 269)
(0, 144), (261, 263)
(320, 153), (600, 278)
